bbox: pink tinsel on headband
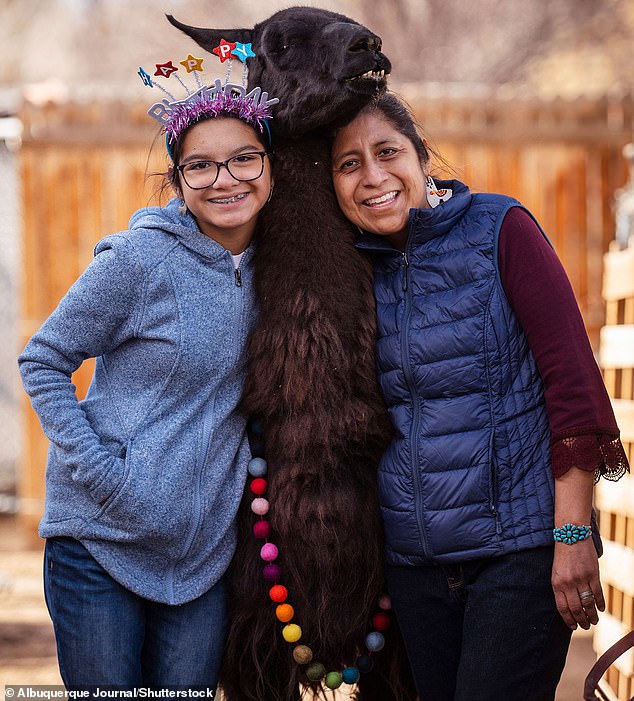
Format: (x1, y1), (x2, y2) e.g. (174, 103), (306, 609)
(166, 91), (273, 143)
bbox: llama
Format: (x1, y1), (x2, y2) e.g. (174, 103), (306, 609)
(168, 8), (415, 701)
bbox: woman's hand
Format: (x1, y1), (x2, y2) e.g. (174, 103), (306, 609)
(552, 465), (605, 629)
(551, 538), (604, 629)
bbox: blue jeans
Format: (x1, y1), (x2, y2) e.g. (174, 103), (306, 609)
(386, 546), (572, 701)
(44, 537), (227, 691)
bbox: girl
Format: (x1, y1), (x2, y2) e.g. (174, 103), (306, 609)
(19, 83), (275, 691)
(330, 92), (628, 701)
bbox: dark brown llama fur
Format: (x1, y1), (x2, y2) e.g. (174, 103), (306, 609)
(168, 9), (417, 701)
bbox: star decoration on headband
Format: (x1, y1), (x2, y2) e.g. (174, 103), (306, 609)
(138, 45), (279, 155)
(155, 61), (179, 78)
(138, 67), (153, 87)
(212, 38), (237, 63)
(180, 54), (204, 73)
(232, 42), (256, 63)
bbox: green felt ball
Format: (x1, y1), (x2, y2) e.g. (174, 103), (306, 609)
(325, 672), (343, 689)
(306, 662), (326, 681)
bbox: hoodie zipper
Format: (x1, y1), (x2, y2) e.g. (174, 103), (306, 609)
(170, 253), (247, 600)
(232, 255), (246, 352)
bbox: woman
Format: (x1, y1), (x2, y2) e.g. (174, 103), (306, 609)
(330, 93), (629, 701)
(18, 83), (275, 691)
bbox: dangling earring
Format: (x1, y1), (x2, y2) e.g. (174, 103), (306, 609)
(178, 200), (188, 216)
(266, 185), (274, 205)
(425, 176), (452, 208)
(426, 176), (442, 208)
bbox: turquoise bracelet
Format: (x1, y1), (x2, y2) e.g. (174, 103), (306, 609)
(553, 523), (591, 545)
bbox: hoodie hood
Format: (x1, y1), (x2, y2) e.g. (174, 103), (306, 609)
(128, 197), (229, 261)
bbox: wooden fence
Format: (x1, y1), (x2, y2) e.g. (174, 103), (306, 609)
(16, 91), (634, 531)
(595, 243), (634, 701)
(405, 88), (634, 344)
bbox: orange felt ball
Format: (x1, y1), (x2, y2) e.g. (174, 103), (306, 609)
(276, 603), (295, 623)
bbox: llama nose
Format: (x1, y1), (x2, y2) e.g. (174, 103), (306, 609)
(324, 22), (384, 54)
(348, 34), (382, 53)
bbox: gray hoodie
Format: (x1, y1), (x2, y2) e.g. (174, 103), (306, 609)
(19, 198), (257, 604)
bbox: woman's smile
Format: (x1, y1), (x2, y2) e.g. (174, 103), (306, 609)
(362, 190), (400, 208)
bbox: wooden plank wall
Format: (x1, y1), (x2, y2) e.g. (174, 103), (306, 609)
(595, 244), (634, 701)
(16, 93), (633, 532)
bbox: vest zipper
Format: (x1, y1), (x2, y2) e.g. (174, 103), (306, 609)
(401, 252), (409, 291)
(400, 246), (430, 559)
(234, 268), (242, 287)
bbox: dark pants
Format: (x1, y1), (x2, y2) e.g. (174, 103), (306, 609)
(386, 546), (572, 701)
(44, 536), (227, 691)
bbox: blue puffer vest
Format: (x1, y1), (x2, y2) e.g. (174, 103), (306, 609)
(357, 180), (555, 566)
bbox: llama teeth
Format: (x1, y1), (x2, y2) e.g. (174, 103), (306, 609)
(348, 68), (388, 82)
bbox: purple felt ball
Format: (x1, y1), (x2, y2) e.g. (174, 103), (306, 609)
(263, 563), (282, 582)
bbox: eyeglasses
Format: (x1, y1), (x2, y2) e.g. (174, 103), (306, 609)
(177, 151), (269, 190)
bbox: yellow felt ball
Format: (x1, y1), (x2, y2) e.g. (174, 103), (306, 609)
(282, 623), (302, 643)
(276, 603), (295, 623)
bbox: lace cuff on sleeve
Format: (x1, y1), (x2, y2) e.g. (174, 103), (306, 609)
(551, 432), (630, 483)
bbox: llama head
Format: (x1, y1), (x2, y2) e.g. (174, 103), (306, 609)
(166, 7), (391, 137)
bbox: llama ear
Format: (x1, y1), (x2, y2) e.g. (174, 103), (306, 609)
(166, 15), (253, 53)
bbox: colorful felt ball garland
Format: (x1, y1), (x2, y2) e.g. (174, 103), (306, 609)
(247, 419), (392, 691)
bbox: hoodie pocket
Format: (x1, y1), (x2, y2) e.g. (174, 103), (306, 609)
(95, 440), (132, 513)
(89, 434), (194, 545)
(91, 438), (163, 540)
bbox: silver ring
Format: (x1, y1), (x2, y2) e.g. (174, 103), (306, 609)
(580, 590), (594, 600)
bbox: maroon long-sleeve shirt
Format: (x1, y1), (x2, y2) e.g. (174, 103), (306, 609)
(498, 207), (628, 480)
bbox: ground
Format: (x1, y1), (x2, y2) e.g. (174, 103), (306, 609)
(0, 515), (597, 698)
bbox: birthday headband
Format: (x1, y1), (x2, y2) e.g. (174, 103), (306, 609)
(138, 41), (279, 149)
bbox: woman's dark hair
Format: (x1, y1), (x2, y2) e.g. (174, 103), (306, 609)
(370, 92), (430, 163)
(362, 92), (431, 165)
(331, 92), (440, 171)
